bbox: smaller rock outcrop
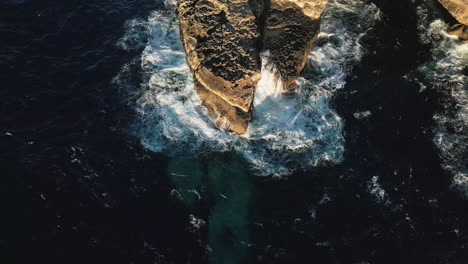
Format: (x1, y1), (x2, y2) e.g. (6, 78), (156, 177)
(264, 0), (328, 90)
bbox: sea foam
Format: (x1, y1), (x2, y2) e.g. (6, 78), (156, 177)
(416, 6), (468, 197)
(115, 0), (381, 176)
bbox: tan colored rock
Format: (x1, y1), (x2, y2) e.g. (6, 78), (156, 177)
(438, 0), (468, 24)
(194, 80), (251, 134)
(270, 0), (328, 20)
(448, 23), (468, 41)
(178, 0), (262, 134)
(437, 0), (468, 41)
(264, 0), (328, 90)
(178, 0), (328, 133)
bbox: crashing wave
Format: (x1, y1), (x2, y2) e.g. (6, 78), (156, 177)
(115, 0), (381, 176)
(417, 5), (468, 197)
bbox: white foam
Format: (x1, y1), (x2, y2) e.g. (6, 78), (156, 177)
(417, 6), (468, 198)
(368, 176), (387, 202)
(253, 51), (284, 106)
(115, 0), (381, 176)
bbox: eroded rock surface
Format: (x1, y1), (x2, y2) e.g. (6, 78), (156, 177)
(437, 0), (468, 41)
(438, 0), (468, 24)
(178, 0), (328, 133)
(265, 0), (328, 90)
(178, 0), (263, 134)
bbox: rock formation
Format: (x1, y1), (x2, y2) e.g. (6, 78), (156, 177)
(437, 0), (468, 41)
(178, 0), (328, 134)
(178, 0), (262, 134)
(438, 0), (468, 24)
(264, 0), (328, 91)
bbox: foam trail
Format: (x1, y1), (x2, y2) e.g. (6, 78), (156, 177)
(416, 5), (468, 198)
(115, 0), (382, 176)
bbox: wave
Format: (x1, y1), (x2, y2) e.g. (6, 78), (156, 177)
(115, 0), (381, 176)
(416, 5), (468, 197)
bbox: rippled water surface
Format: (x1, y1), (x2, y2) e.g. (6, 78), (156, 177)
(1, 0), (467, 263)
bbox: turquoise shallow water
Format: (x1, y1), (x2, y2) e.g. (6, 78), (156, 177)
(168, 154), (253, 263)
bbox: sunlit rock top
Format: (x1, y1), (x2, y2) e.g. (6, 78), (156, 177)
(178, 0), (328, 133)
(438, 0), (468, 24)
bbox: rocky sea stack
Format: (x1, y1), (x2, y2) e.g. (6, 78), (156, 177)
(178, 0), (328, 134)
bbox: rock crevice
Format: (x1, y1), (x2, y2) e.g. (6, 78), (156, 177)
(178, 0), (328, 133)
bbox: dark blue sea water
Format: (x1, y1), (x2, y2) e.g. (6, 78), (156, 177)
(1, 0), (467, 263)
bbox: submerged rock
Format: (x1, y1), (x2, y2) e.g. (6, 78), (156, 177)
(178, 0), (328, 133)
(448, 23), (468, 40)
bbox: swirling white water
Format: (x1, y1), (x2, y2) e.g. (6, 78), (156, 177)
(115, 0), (381, 176)
(417, 5), (468, 197)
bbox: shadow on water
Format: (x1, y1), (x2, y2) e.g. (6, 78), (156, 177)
(167, 154), (254, 264)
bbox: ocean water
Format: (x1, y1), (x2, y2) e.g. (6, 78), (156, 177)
(415, 4), (468, 198)
(116, 0), (381, 176)
(1, 0), (468, 263)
